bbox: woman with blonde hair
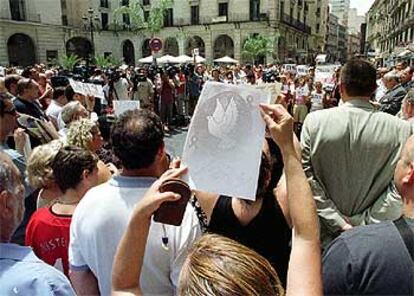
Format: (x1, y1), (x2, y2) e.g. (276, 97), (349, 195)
(27, 140), (64, 208)
(112, 104), (322, 296)
(67, 118), (117, 180)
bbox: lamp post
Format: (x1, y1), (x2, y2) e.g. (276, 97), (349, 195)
(82, 7), (100, 61)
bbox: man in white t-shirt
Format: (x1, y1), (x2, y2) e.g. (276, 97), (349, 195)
(69, 110), (201, 295)
(113, 73), (131, 101)
(46, 87), (68, 129)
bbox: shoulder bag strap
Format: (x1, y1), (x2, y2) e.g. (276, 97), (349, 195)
(393, 216), (414, 262)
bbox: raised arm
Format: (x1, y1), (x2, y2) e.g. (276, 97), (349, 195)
(260, 104), (322, 296)
(112, 167), (187, 296)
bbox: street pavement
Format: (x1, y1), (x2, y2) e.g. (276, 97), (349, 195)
(164, 126), (189, 158)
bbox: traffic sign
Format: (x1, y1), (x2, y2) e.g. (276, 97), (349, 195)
(149, 38), (163, 52)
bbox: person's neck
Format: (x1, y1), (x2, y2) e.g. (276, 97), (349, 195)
(19, 95), (33, 103)
(341, 96), (370, 102)
(56, 188), (84, 205)
(232, 198), (263, 226)
(403, 199), (414, 219)
(121, 166), (161, 178)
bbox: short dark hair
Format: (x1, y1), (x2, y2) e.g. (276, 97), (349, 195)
(16, 78), (35, 96)
(52, 146), (98, 193)
(64, 85), (75, 101)
(4, 75), (21, 91)
(340, 58), (377, 97)
(52, 87), (66, 101)
(110, 109), (164, 170)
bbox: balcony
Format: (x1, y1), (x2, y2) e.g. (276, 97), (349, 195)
(282, 13), (311, 34)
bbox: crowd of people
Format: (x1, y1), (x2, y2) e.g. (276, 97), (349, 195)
(1, 56), (414, 295)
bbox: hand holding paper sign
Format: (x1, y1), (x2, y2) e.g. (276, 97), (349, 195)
(259, 104), (294, 152)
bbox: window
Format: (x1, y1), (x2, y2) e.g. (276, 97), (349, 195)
(101, 13), (109, 30)
(62, 15), (68, 25)
(9, 0), (26, 21)
(123, 13), (130, 25)
(104, 52), (112, 58)
(121, 0), (129, 6)
(191, 5), (199, 25)
(100, 0), (109, 8)
(61, 0), (67, 9)
(218, 3), (228, 18)
(250, 0), (260, 21)
(46, 50), (58, 64)
(144, 10), (150, 22)
(316, 23), (320, 33)
(142, 0), (150, 5)
(280, 1), (284, 19)
(164, 8), (173, 27)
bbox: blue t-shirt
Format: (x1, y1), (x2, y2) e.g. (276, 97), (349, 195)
(0, 243), (75, 295)
(323, 218), (414, 295)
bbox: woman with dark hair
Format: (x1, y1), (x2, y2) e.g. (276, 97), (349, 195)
(112, 104), (322, 296)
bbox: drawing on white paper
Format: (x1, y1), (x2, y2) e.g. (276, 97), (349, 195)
(182, 82), (270, 201)
(207, 97), (238, 149)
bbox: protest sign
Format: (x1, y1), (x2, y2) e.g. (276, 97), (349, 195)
(69, 79), (105, 98)
(255, 82), (282, 104)
(113, 100), (140, 117)
(315, 65), (337, 86)
(182, 82), (270, 201)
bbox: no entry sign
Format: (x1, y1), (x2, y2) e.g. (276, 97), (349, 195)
(149, 38), (163, 52)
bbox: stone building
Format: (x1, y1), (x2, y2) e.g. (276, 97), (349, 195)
(367, 0), (414, 66)
(347, 32), (360, 58)
(329, 0), (350, 26)
(0, 0), (328, 66)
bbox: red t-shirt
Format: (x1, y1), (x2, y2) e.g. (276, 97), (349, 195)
(25, 206), (72, 276)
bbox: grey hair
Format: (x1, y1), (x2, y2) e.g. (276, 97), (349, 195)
(383, 72), (400, 83)
(0, 160), (14, 193)
(61, 101), (83, 125)
(404, 89), (414, 105)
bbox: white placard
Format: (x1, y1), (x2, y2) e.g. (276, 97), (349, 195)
(182, 82), (270, 201)
(69, 79), (105, 98)
(255, 82), (282, 104)
(0, 66), (4, 76)
(113, 100), (140, 116)
(315, 65), (336, 86)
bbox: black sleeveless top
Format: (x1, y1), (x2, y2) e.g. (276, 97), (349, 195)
(208, 193), (292, 287)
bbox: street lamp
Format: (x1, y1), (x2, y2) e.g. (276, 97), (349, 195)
(82, 7), (100, 60)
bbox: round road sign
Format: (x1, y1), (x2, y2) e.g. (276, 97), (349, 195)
(149, 38), (163, 52)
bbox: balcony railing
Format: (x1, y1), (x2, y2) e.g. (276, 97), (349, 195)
(282, 13), (311, 34)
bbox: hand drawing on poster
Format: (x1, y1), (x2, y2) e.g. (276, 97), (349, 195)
(182, 81), (270, 201)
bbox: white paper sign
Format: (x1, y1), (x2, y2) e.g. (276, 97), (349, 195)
(315, 65), (336, 86)
(113, 100), (140, 116)
(255, 82), (282, 104)
(69, 79), (105, 98)
(182, 82), (270, 201)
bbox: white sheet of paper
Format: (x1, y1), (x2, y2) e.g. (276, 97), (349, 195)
(255, 82), (282, 104)
(69, 79), (86, 95)
(113, 100), (140, 116)
(182, 81), (270, 201)
(85, 83), (105, 98)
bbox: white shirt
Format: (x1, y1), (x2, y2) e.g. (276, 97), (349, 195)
(310, 90), (325, 112)
(113, 78), (130, 100)
(46, 100), (64, 127)
(69, 175), (200, 296)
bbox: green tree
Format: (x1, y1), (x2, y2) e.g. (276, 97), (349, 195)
(113, 0), (173, 36)
(242, 35), (274, 65)
(60, 54), (81, 71)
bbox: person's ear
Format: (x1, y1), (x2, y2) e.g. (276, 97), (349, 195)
(0, 190), (13, 218)
(157, 142), (165, 158)
(404, 162), (414, 184)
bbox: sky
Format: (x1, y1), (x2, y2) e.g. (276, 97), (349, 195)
(350, 0), (376, 15)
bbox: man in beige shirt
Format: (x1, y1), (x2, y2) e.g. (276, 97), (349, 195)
(301, 58), (413, 246)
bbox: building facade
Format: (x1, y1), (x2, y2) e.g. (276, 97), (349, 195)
(308, 0), (330, 53)
(347, 32), (360, 58)
(329, 0), (350, 26)
(348, 8), (365, 34)
(0, 0), (328, 66)
(367, 0), (414, 65)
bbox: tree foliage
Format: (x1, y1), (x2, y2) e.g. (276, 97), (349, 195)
(113, 0), (173, 36)
(242, 35), (274, 64)
(60, 54), (81, 70)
